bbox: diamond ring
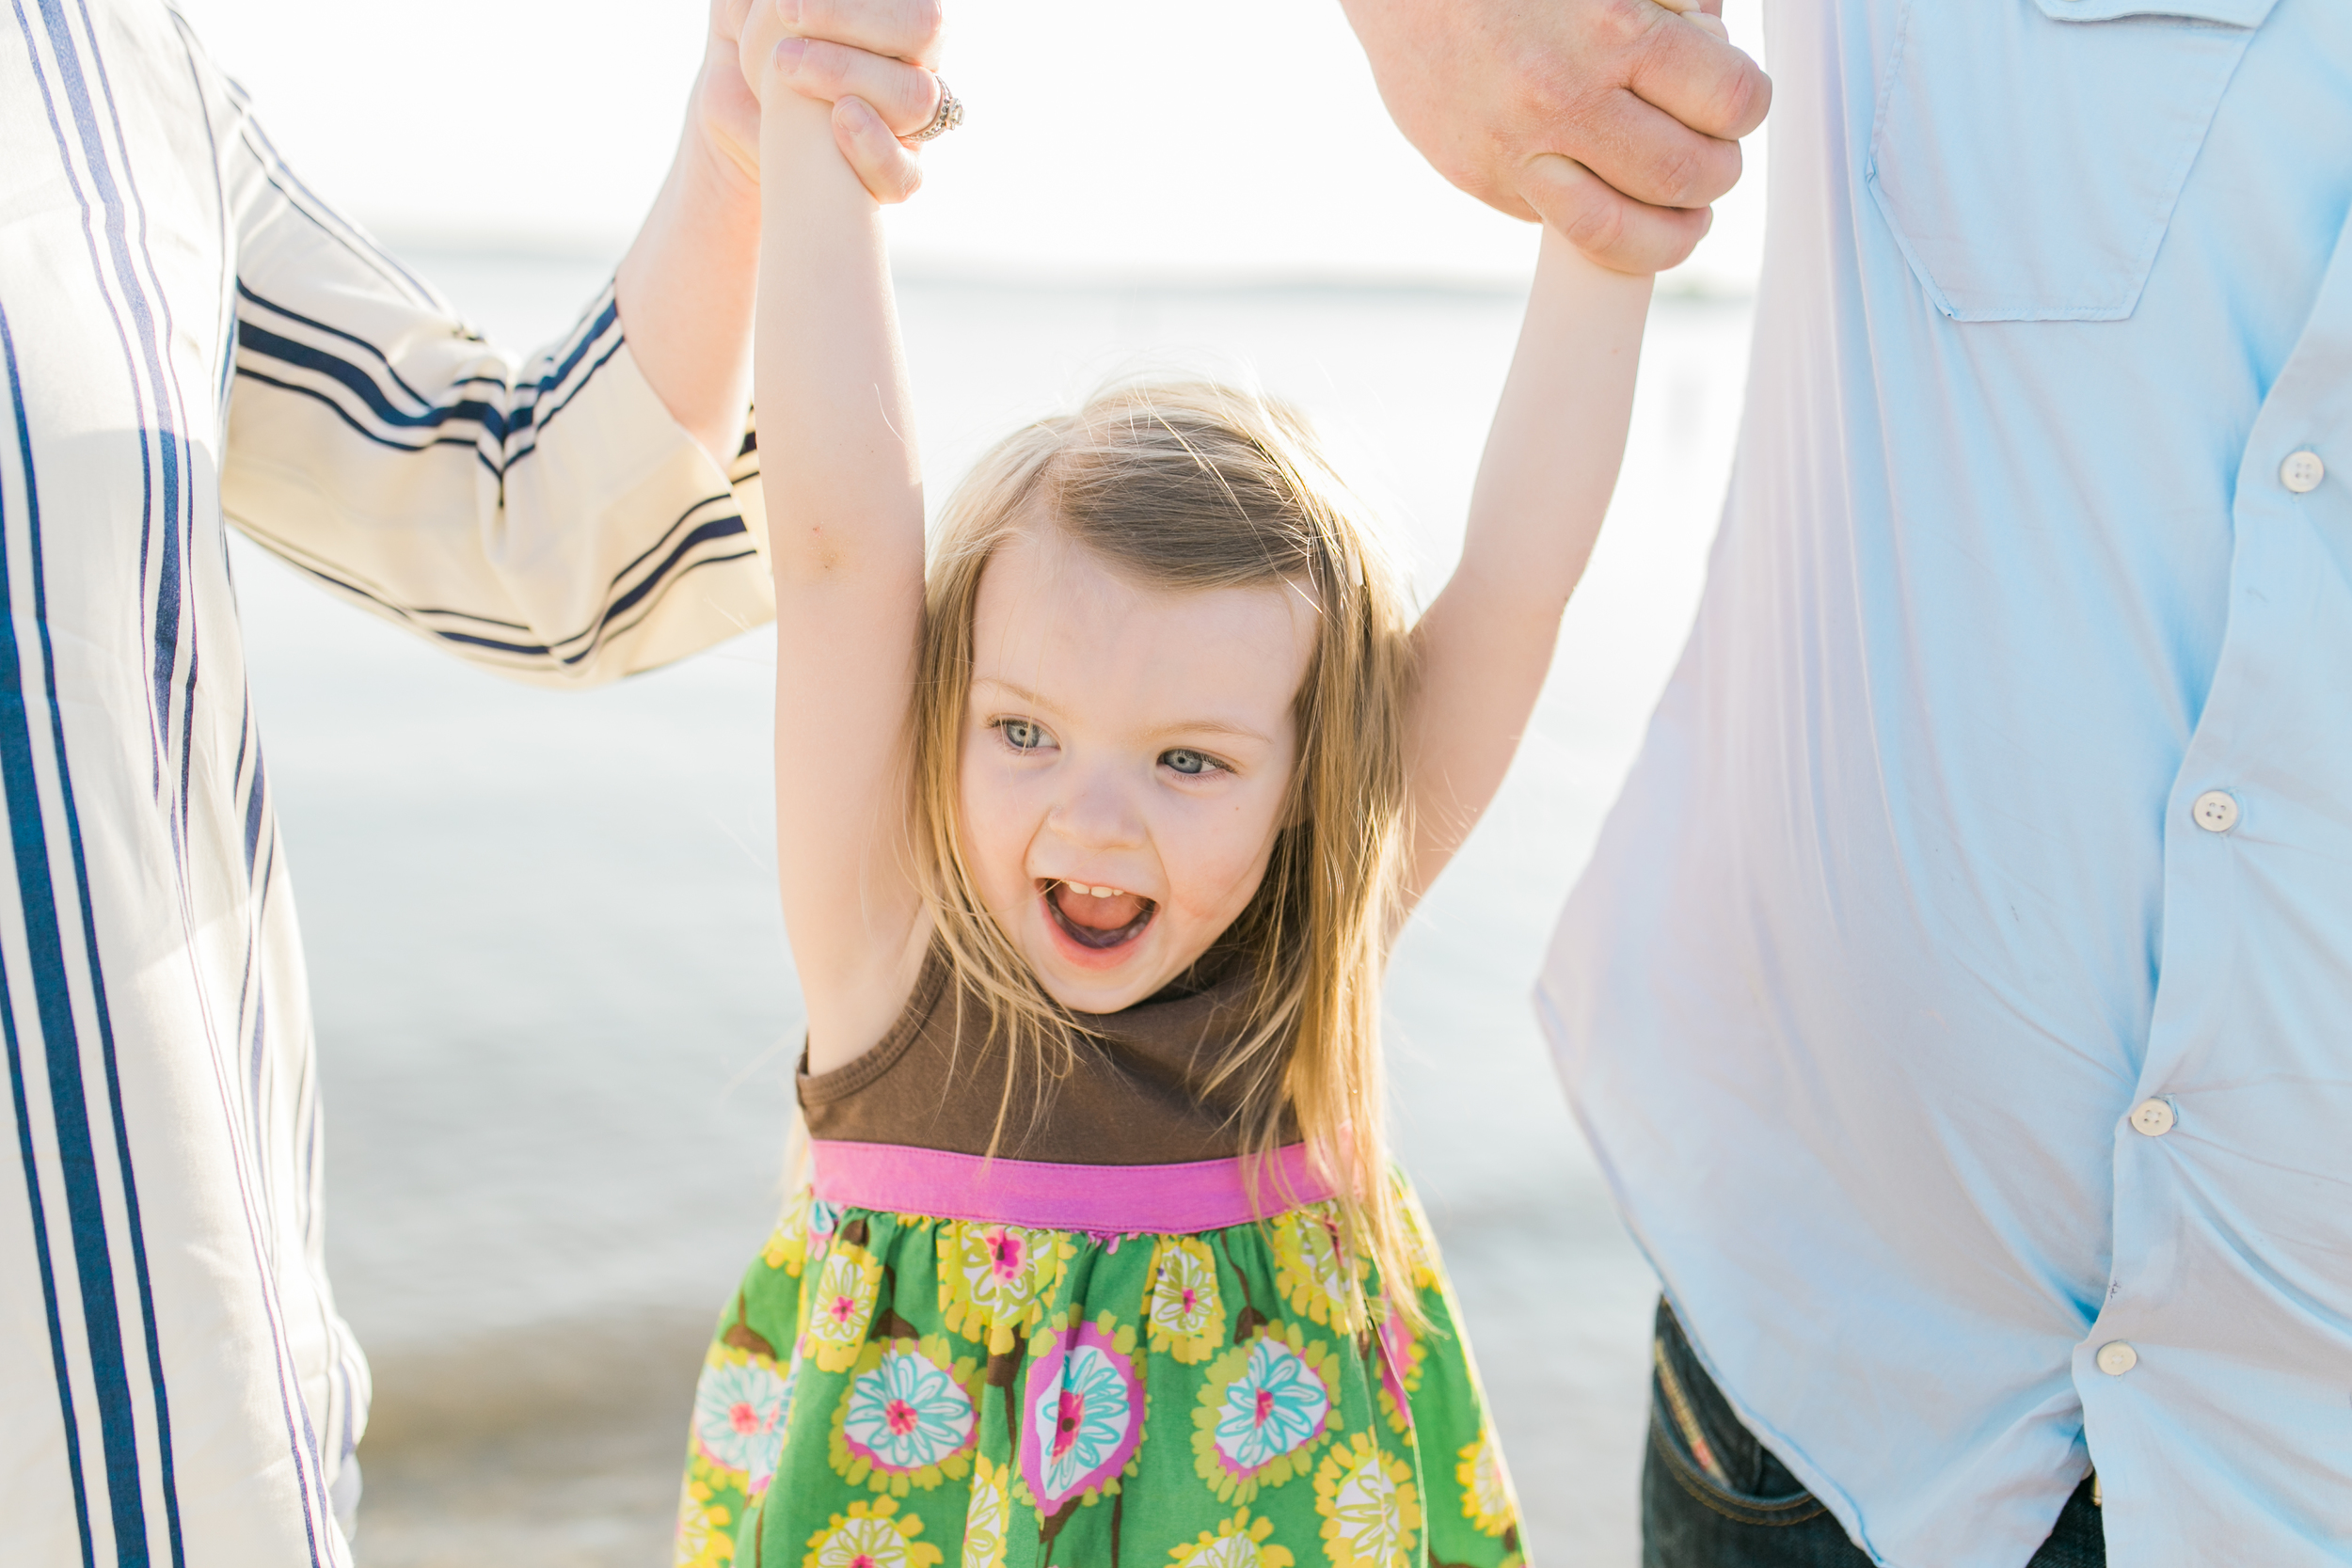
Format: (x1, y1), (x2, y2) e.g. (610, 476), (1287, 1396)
(908, 77), (962, 143)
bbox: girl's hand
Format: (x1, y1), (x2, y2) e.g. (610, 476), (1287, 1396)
(739, 0), (947, 204)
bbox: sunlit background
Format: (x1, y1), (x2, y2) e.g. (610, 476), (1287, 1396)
(168, 0), (1767, 1561)
(177, 0), (1765, 289)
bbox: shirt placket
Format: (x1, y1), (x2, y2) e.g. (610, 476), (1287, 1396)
(2076, 198), (2352, 1560)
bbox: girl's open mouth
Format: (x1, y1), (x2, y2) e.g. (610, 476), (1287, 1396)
(1042, 879), (1156, 951)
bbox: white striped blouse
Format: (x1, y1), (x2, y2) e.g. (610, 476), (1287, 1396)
(0, 2), (772, 1562)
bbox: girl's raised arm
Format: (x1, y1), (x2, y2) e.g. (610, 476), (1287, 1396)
(744, 23), (936, 1065)
(1402, 217), (1655, 909)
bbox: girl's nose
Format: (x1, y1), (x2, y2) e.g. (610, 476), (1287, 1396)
(1046, 765), (1145, 850)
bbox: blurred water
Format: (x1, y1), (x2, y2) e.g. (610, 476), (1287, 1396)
(238, 248), (1751, 1565)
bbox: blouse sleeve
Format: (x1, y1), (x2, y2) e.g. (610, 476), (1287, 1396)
(216, 104), (771, 688)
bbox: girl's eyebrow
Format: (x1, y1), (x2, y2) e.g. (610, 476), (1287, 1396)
(972, 676), (1272, 748)
(969, 674), (1062, 716)
(1145, 719), (1270, 746)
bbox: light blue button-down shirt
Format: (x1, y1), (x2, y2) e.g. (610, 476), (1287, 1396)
(1539, 1), (2352, 1563)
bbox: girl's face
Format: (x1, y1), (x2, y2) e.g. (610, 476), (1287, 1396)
(961, 527), (1317, 1015)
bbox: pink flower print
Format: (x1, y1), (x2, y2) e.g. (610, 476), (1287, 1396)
(983, 1227), (1026, 1286)
(1019, 1320), (1144, 1509)
(805, 1247), (882, 1371)
(1146, 1237), (1225, 1364)
(1052, 1388), (1087, 1460)
(1376, 1310), (1416, 1425)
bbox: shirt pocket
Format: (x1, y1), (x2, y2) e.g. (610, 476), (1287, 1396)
(1866, 0), (2276, 322)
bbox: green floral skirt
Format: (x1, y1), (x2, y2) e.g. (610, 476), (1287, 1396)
(672, 1173), (1526, 1567)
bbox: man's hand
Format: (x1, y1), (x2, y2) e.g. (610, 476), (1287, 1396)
(1343, 0), (1771, 274)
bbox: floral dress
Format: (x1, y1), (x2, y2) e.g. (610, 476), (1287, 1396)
(672, 1178), (1525, 1568)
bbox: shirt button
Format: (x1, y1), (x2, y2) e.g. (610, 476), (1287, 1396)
(2280, 451), (2325, 494)
(2191, 790), (2239, 832)
(2096, 1341), (2138, 1376)
(2129, 1098), (2175, 1136)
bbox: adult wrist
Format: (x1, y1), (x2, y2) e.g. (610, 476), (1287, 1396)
(688, 41), (762, 198)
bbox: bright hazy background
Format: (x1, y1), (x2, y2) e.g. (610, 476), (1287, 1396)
(175, 0), (1766, 291)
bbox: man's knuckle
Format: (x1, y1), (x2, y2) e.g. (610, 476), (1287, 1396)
(1646, 141), (1716, 206)
(1714, 62), (1756, 121)
(1555, 187), (1626, 258)
(1588, 0), (1654, 49)
(1722, 62), (1772, 134)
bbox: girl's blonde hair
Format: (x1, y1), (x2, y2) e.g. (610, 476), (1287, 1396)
(911, 379), (1422, 1307)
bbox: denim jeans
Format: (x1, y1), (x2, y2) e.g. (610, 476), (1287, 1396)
(1644, 1300), (2106, 1568)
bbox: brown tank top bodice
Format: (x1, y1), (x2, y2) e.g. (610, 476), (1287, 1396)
(798, 945), (1295, 1165)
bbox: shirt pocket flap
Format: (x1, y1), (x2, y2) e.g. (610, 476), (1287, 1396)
(1868, 0), (2265, 322)
(2030, 0), (2277, 24)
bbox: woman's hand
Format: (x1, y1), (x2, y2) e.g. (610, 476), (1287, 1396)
(737, 0), (948, 204)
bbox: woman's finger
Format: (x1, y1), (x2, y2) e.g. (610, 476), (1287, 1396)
(833, 96), (924, 205)
(771, 36), (943, 137)
(779, 0), (945, 67)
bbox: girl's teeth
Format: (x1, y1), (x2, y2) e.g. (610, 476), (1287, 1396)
(1074, 883), (1122, 899)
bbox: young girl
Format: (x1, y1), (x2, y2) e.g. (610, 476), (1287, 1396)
(675, 8), (1665, 1563)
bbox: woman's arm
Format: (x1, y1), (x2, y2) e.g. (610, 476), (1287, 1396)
(1402, 214), (1654, 908)
(744, 23), (936, 1066)
(617, 0), (944, 464)
(611, 0), (763, 468)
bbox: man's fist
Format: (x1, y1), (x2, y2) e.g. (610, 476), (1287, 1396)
(1343, 0), (1770, 274)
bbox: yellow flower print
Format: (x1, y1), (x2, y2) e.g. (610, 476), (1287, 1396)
(1314, 1432), (1422, 1568)
(802, 1497), (943, 1568)
(961, 1453), (1011, 1568)
(1167, 1506), (1296, 1567)
(1271, 1207), (1366, 1334)
(936, 1220), (1069, 1353)
(1145, 1236), (1226, 1364)
(827, 1335), (983, 1495)
(761, 1227), (795, 1273)
(1456, 1425), (1519, 1537)
(671, 1453), (736, 1568)
(765, 1187), (844, 1275)
(1392, 1176), (1442, 1292)
(1192, 1322), (1342, 1503)
(803, 1243), (883, 1372)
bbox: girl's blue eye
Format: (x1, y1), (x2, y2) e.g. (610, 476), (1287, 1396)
(998, 719), (1048, 752)
(1162, 749), (1217, 776)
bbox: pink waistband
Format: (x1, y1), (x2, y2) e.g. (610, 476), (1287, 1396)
(808, 1139), (1336, 1233)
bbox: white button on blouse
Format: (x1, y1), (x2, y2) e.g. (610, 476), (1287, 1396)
(2280, 450), (2326, 493)
(2096, 1342), (2140, 1376)
(2130, 1099), (2177, 1136)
